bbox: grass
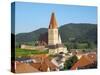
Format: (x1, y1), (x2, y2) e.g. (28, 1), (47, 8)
(15, 48), (48, 58)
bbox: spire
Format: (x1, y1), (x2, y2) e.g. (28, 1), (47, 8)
(49, 12), (58, 29)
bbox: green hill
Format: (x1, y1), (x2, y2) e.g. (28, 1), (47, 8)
(59, 23), (97, 43)
(16, 28), (47, 44)
(16, 23), (97, 49)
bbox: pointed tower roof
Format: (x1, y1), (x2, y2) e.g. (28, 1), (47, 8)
(49, 12), (58, 29)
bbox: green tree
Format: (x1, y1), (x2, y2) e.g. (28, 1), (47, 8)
(88, 42), (96, 49)
(64, 55), (78, 70)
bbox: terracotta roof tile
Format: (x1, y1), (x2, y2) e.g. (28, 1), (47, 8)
(15, 62), (39, 73)
(30, 57), (58, 72)
(71, 53), (97, 70)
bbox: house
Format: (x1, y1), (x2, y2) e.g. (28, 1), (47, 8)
(78, 61), (97, 69)
(16, 57), (33, 63)
(30, 54), (49, 63)
(15, 62), (39, 73)
(30, 57), (59, 72)
(51, 52), (66, 70)
(15, 54), (58, 72)
(71, 52), (97, 70)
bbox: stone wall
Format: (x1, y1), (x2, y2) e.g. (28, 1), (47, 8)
(20, 44), (46, 50)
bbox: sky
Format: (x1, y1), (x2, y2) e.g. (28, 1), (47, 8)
(13, 2), (97, 34)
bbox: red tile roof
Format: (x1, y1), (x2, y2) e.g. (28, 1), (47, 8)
(30, 57), (58, 72)
(15, 62), (39, 73)
(30, 54), (48, 60)
(71, 53), (97, 70)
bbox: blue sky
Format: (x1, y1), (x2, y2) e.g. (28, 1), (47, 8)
(14, 2), (97, 34)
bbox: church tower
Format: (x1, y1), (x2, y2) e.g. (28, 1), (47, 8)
(48, 12), (68, 55)
(48, 12), (59, 45)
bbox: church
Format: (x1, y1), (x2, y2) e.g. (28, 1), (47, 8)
(48, 12), (68, 55)
(20, 12), (68, 55)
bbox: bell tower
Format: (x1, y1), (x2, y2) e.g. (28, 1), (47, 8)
(48, 12), (68, 55)
(48, 12), (59, 45)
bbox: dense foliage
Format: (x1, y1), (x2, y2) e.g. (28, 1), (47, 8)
(15, 23), (97, 49)
(63, 55), (78, 70)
